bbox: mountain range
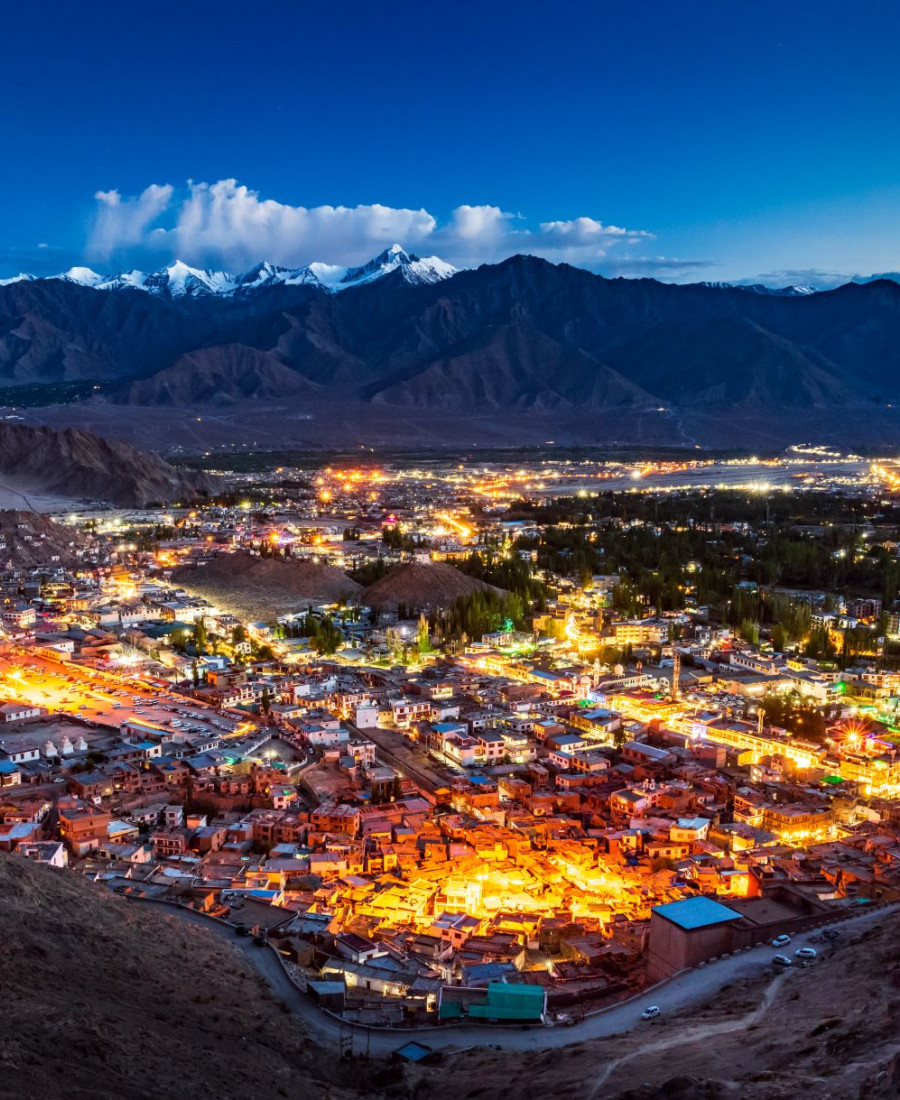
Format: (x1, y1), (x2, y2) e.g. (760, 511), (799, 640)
(4, 248), (900, 447)
(0, 244), (457, 299)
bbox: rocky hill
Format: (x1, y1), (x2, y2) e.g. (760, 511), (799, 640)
(0, 854), (357, 1100)
(0, 422), (218, 507)
(362, 560), (500, 609)
(172, 550), (362, 620)
(5, 256), (900, 447)
(0, 510), (95, 568)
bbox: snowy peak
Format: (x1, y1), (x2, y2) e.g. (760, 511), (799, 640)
(0, 272), (36, 287)
(699, 280), (818, 297)
(0, 246), (459, 299)
(54, 267), (106, 288)
(338, 244), (458, 289)
(141, 261), (239, 298)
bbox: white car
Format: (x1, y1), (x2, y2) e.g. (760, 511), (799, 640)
(771, 934), (791, 948)
(772, 954), (793, 967)
(795, 947), (817, 959)
(641, 1006), (661, 1019)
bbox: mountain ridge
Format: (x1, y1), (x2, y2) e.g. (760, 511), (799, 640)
(4, 253), (900, 447)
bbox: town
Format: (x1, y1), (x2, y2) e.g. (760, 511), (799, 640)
(4, 452), (900, 1030)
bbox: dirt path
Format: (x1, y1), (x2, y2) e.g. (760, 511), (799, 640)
(587, 970), (792, 1097)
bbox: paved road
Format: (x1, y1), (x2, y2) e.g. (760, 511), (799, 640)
(163, 901), (892, 1058)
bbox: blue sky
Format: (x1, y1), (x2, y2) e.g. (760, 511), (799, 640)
(3, 0), (899, 284)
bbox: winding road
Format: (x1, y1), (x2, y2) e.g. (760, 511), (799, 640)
(159, 901), (891, 1059)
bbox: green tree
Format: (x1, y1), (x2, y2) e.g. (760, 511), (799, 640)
(416, 613), (432, 655)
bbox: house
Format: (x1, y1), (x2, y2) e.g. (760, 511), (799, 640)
(0, 760), (22, 787)
(0, 702), (42, 723)
(57, 798), (112, 856)
(18, 840), (68, 867)
(438, 981), (546, 1022)
(646, 896), (742, 981)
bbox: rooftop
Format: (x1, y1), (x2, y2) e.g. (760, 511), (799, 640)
(652, 895), (742, 931)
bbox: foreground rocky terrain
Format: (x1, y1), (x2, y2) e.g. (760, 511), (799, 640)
(0, 855), (357, 1100)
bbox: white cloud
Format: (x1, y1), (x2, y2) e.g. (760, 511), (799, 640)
(85, 177), (673, 273)
(89, 184), (174, 259)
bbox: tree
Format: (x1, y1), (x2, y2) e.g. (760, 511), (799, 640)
(260, 687), (272, 715)
(416, 613), (432, 655)
(804, 624), (836, 661)
(313, 616), (342, 656)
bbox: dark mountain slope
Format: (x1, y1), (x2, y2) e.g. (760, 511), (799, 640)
(124, 344), (315, 405)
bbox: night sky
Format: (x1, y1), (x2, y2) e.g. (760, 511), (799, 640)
(3, 0), (899, 284)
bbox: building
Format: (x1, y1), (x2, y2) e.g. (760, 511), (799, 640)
(646, 896), (742, 981)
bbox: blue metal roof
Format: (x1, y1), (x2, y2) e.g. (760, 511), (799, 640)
(653, 896), (741, 930)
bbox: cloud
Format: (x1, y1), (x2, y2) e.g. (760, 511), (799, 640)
(89, 184), (173, 259)
(84, 177), (678, 274)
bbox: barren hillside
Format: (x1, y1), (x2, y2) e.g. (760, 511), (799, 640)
(362, 560), (500, 609)
(0, 854), (357, 1100)
(173, 550), (361, 620)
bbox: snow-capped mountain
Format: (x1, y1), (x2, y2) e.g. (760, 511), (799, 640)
(699, 280), (817, 297)
(0, 245), (459, 300)
(334, 244), (458, 289)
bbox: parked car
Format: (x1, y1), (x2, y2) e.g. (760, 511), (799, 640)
(795, 947), (818, 959)
(771, 934), (791, 948)
(772, 954), (793, 967)
(823, 928), (841, 941)
(641, 1006), (661, 1019)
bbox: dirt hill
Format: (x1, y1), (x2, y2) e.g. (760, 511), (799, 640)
(173, 550), (362, 620)
(362, 560), (501, 609)
(0, 854), (357, 1100)
(0, 422), (218, 507)
(0, 509), (96, 568)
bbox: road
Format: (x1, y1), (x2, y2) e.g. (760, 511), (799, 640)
(587, 968), (791, 1097)
(164, 900), (891, 1059)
